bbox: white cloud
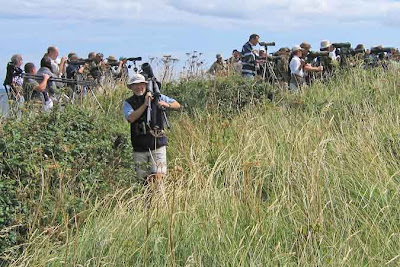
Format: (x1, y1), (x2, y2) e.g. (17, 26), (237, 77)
(167, 0), (400, 28)
(1, 0), (400, 28)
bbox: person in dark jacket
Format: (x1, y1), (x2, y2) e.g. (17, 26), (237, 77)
(122, 73), (180, 182)
(241, 34), (260, 78)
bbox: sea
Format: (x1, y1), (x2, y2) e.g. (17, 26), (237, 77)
(0, 88), (10, 117)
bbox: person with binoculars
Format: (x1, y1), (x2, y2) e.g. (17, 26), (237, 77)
(289, 45), (323, 91)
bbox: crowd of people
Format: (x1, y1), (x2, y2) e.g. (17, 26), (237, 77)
(2, 35), (399, 183)
(208, 34), (400, 90)
(2, 46), (133, 111)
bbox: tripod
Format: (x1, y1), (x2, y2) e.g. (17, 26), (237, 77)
(261, 60), (279, 84)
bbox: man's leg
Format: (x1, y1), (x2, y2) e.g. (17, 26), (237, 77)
(133, 151), (151, 182)
(149, 146), (167, 180)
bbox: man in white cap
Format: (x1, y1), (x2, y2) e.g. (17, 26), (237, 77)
(289, 45), (323, 91)
(123, 73), (180, 183)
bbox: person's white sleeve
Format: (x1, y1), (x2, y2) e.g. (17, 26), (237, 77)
(290, 58), (302, 76)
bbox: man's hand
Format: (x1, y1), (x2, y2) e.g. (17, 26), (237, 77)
(145, 92), (153, 103)
(158, 100), (170, 109)
(317, 66), (323, 72)
(60, 56), (67, 64)
(42, 74), (50, 80)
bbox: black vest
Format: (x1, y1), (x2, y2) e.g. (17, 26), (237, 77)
(125, 94), (167, 152)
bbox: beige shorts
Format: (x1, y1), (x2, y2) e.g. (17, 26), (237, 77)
(133, 146), (167, 179)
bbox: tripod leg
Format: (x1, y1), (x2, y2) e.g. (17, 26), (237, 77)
(162, 110), (170, 129)
(4, 85), (11, 100)
(88, 86), (104, 112)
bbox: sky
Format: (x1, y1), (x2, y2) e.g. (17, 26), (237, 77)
(1, 0), (400, 80)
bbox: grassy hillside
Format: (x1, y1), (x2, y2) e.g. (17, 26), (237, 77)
(3, 67), (400, 266)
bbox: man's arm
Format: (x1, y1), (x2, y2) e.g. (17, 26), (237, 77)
(34, 74), (50, 92)
(158, 95), (180, 110)
(304, 64), (323, 72)
(124, 92), (153, 123)
(59, 56), (67, 76)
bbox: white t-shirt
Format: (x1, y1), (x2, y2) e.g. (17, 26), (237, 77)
(290, 55), (304, 77)
(51, 58), (60, 76)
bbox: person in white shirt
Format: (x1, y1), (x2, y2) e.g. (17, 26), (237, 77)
(289, 45), (323, 91)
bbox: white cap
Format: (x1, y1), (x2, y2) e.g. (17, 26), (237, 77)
(127, 74), (148, 85)
(320, 40), (332, 49)
(292, 45), (303, 52)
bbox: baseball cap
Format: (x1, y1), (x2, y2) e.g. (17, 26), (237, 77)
(127, 74), (148, 85)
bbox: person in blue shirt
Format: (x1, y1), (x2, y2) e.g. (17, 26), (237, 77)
(123, 73), (180, 183)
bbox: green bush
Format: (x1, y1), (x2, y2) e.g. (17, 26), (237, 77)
(0, 104), (134, 263)
(163, 76), (274, 114)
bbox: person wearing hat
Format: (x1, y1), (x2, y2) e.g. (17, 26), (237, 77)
(274, 47), (291, 84)
(123, 73), (180, 183)
(319, 40), (337, 74)
(298, 42), (325, 84)
(118, 56), (130, 81)
(66, 53), (85, 79)
(300, 42), (312, 63)
(256, 48), (269, 78)
(208, 54), (227, 76)
(88, 53), (105, 81)
(320, 40), (339, 60)
(349, 44), (366, 66)
(105, 55), (124, 79)
(289, 45), (323, 91)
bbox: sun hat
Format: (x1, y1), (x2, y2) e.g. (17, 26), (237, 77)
(127, 74), (148, 85)
(106, 55), (117, 62)
(320, 40), (332, 50)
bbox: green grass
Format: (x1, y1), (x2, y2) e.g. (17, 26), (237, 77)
(5, 67), (400, 266)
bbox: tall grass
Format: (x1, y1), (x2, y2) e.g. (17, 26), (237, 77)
(8, 67), (400, 266)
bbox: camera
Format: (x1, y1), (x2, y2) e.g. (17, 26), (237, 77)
(127, 57), (142, 61)
(307, 51), (330, 59)
(371, 47), (394, 54)
(259, 42), (276, 47)
(141, 63), (155, 79)
(68, 58), (93, 66)
(332, 42), (351, 49)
